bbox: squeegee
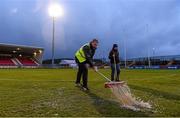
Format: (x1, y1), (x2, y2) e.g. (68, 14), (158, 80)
(96, 71), (125, 88)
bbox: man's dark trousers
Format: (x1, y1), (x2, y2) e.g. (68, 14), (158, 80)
(111, 63), (120, 81)
(76, 62), (88, 88)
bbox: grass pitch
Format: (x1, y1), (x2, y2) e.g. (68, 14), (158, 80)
(0, 69), (179, 117)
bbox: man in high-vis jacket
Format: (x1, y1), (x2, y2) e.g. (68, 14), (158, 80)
(75, 39), (99, 91)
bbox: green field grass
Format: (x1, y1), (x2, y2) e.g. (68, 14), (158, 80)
(0, 69), (180, 117)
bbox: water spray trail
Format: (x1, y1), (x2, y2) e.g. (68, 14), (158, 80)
(109, 83), (152, 111)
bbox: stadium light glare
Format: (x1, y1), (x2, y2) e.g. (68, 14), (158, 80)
(17, 48), (21, 51)
(39, 50), (42, 54)
(48, 3), (64, 65)
(34, 52), (37, 56)
(13, 50), (17, 53)
(48, 3), (63, 18)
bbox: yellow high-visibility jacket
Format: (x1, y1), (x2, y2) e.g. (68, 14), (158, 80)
(75, 43), (95, 67)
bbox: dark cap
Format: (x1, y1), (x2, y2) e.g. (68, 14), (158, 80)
(113, 44), (118, 48)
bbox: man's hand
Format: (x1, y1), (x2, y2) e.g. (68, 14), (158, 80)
(93, 66), (98, 72)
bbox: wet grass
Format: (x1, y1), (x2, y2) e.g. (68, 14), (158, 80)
(0, 69), (179, 117)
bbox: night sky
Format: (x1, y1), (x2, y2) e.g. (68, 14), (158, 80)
(0, 0), (180, 59)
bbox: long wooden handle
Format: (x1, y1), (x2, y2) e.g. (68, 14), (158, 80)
(96, 71), (111, 82)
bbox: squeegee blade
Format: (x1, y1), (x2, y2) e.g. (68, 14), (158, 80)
(104, 81), (125, 88)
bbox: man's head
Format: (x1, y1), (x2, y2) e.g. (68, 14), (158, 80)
(90, 39), (99, 49)
(113, 44), (118, 51)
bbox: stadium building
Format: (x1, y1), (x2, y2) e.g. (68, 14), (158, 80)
(125, 55), (180, 69)
(0, 43), (44, 68)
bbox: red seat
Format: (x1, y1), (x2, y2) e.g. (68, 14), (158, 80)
(18, 58), (37, 66)
(0, 57), (15, 66)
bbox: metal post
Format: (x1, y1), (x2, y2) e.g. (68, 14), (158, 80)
(124, 39), (127, 69)
(148, 48), (151, 68)
(152, 48), (155, 65)
(146, 24), (151, 68)
(123, 29), (127, 69)
(52, 17), (55, 65)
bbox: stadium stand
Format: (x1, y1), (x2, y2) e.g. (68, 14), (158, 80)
(42, 55), (180, 69)
(125, 55), (180, 69)
(0, 56), (15, 66)
(0, 43), (44, 68)
(17, 57), (38, 66)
